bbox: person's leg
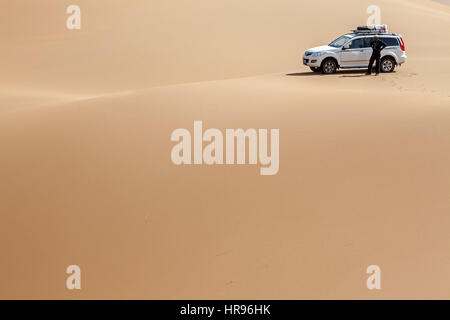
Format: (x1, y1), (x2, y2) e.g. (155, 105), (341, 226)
(367, 55), (375, 74)
(375, 55), (381, 74)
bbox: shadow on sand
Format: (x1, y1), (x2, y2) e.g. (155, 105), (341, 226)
(286, 69), (368, 78)
(287, 69), (396, 78)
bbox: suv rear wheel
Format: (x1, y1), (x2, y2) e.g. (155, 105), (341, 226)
(321, 59), (337, 74)
(381, 56), (396, 73)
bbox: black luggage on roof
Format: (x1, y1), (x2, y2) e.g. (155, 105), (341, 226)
(352, 24), (389, 34)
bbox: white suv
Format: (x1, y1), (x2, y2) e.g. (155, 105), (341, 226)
(302, 25), (407, 74)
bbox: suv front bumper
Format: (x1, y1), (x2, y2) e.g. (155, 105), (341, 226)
(302, 55), (322, 67)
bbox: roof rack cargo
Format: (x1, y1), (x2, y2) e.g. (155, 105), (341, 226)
(352, 24), (389, 34)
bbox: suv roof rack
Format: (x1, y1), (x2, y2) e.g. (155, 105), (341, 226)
(351, 32), (398, 36)
(352, 24), (389, 34)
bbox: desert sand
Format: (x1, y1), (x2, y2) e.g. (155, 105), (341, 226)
(0, 0), (449, 299)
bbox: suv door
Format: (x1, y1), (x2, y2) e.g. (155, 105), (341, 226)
(340, 38), (366, 66)
(363, 36), (375, 65)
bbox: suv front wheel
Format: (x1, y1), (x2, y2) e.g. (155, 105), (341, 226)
(321, 58), (337, 74)
(381, 56), (396, 73)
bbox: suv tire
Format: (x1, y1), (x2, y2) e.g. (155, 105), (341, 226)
(321, 59), (337, 74)
(381, 56), (396, 73)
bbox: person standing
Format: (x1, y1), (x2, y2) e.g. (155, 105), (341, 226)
(366, 35), (387, 75)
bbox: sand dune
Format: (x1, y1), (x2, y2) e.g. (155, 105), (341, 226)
(1, 0), (448, 94)
(0, 0), (449, 299)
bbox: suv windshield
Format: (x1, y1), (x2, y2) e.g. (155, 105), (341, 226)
(329, 35), (353, 48)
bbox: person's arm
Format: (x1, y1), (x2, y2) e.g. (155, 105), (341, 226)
(380, 40), (387, 50)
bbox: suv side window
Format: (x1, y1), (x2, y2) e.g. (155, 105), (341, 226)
(380, 37), (400, 47)
(348, 38), (365, 49)
(363, 37), (374, 48)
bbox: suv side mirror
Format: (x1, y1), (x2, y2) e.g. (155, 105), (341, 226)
(342, 44), (350, 50)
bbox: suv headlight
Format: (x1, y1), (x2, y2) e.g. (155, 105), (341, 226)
(312, 51), (326, 57)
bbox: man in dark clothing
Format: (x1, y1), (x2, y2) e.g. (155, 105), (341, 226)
(366, 35), (387, 75)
